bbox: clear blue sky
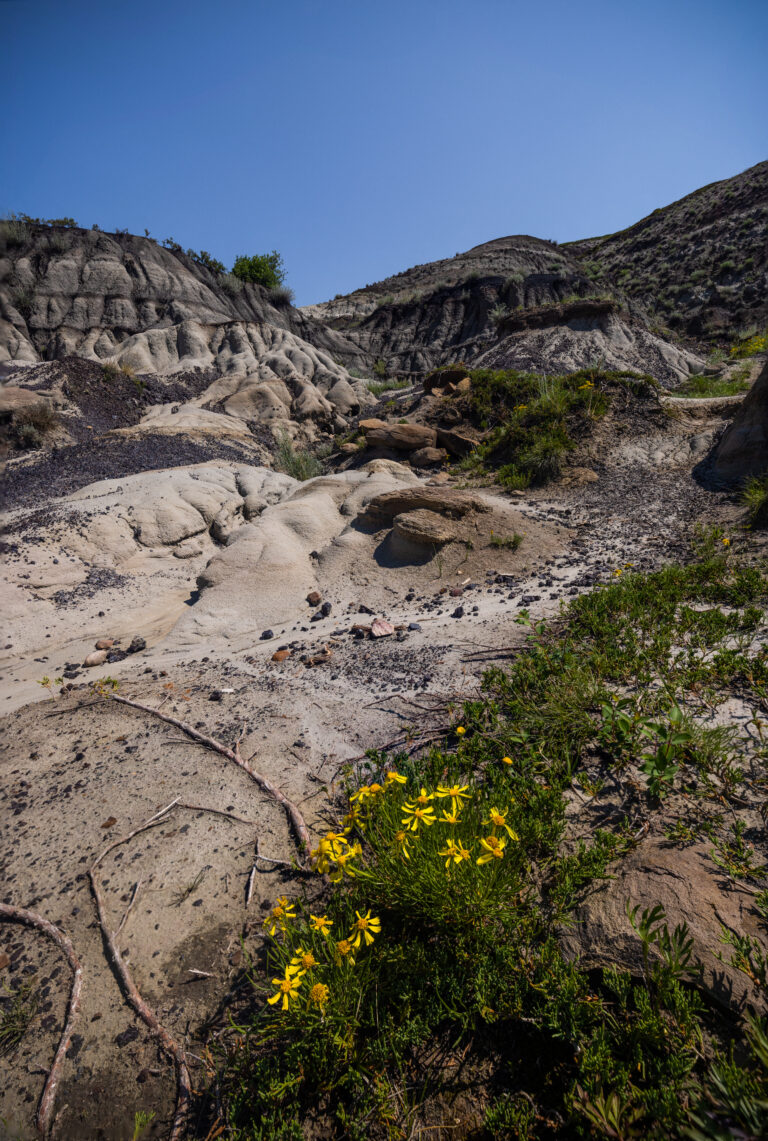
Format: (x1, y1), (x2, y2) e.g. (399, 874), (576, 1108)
(2, 0), (766, 305)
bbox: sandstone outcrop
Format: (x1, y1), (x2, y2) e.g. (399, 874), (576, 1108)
(711, 357), (768, 484)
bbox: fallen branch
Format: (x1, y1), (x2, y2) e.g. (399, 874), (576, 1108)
(89, 820), (191, 1141)
(0, 904), (83, 1137)
(104, 693), (311, 859)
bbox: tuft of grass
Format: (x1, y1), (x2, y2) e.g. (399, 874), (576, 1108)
(0, 979), (39, 1057)
(489, 530), (523, 550)
(366, 378), (408, 397)
(743, 474), (768, 528)
(269, 285), (295, 308)
(273, 431), (324, 481)
(675, 373), (751, 398)
(13, 402), (58, 449)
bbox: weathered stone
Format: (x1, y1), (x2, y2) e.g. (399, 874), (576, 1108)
(393, 510), (460, 545)
(95, 638), (114, 650)
(712, 358), (768, 485)
(371, 618), (395, 637)
(272, 649), (291, 662)
(435, 427), (477, 457)
(83, 650), (108, 667)
(560, 466), (599, 486)
(455, 377), (472, 395)
(559, 839), (767, 1016)
(306, 591), (322, 606)
(365, 424), (437, 452)
(363, 487), (488, 523)
(358, 418), (388, 433)
(424, 366), (470, 393)
(410, 446), (447, 468)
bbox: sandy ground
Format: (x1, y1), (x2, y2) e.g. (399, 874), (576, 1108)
(0, 401), (749, 1140)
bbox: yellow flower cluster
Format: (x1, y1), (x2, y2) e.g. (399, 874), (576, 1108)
(310, 771), (406, 880)
(578, 380), (594, 390)
(396, 782), (519, 868)
(266, 909), (381, 1010)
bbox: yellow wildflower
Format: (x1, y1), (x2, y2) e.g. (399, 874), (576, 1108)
(415, 786), (434, 806)
(341, 806), (361, 833)
(485, 806), (519, 841)
(438, 838), (471, 868)
(722, 537), (730, 547)
(439, 807), (462, 825)
(502, 756), (513, 766)
(578, 381), (594, 390)
(309, 982), (329, 1008)
(263, 896), (297, 935)
(267, 967), (303, 1010)
(324, 831), (349, 858)
(291, 947), (317, 972)
(335, 937), (356, 965)
(613, 569), (622, 577)
(394, 829), (412, 859)
(385, 770), (407, 786)
(436, 782), (471, 816)
(455, 726), (466, 736)
(329, 848), (358, 883)
(350, 909), (381, 948)
(309, 913), (332, 936)
(477, 834), (507, 865)
(401, 802), (436, 831)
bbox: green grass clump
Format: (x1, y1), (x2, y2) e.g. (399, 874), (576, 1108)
(457, 368), (652, 489)
(743, 474), (768, 528)
(366, 377), (408, 397)
(273, 430), (324, 481)
(212, 540), (768, 1138)
(675, 373), (751, 397)
(0, 978), (39, 1057)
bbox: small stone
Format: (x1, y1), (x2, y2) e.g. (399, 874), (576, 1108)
(371, 618), (395, 638)
(452, 606), (465, 618)
(115, 1026), (139, 1048)
(0, 953), (11, 971)
(100, 817), (117, 829)
(272, 649), (291, 662)
(449, 587), (464, 597)
(83, 650), (108, 667)
(306, 591), (322, 606)
(95, 638), (114, 650)
(321, 601), (332, 616)
(107, 650), (128, 663)
(260, 629), (274, 640)
(127, 636), (146, 654)
(209, 691), (223, 702)
(408, 622), (422, 632)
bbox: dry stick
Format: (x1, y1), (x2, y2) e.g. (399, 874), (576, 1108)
(105, 693), (311, 859)
(89, 813), (191, 1141)
(0, 903), (83, 1137)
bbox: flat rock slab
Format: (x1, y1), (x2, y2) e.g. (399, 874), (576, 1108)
(362, 487), (489, 523)
(364, 424), (437, 452)
(393, 509), (461, 545)
(558, 839), (767, 1016)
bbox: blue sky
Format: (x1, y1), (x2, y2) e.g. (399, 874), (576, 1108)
(2, 0), (766, 304)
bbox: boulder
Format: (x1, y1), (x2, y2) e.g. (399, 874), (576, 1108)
(436, 427), (477, 457)
(358, 417), (388, 433)
(362, 487), (488, 524)
(424, 365), (470, 393)
(410, 446), (447, 468)
(83, 650), (108, 667)
(393, 509), (460, 545)
(711, 358), (768, 484)
(558, 839), (767, 1016)
(365, 424), (437, 452)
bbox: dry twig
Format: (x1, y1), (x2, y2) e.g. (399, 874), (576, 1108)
(0, 903), (83, 1137)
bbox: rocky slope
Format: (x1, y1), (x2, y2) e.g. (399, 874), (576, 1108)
(567, 159), (768, 339)
(0, 223), (370, 439)
(304, 161), (767, 381)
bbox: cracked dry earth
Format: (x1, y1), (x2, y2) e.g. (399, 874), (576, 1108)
(0, 404), (748, 1141)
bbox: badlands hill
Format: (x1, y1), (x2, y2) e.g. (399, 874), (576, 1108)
(305, 160), (767, 379)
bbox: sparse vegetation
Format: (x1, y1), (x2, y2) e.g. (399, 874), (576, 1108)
(13, 402), (58, 449)
(743, 474), (768, 527)
(268, 284), (295, 308)
(0, 978), (39, 1057)
(273, 430), (324, 481)
(212, 541), (768, 1139)
(366, 377), (408, 397)
(489, 530), (523, 550)
(730, 330), (767, 359)
(675, 372), (751, 398)
(456, 367), (644, 489)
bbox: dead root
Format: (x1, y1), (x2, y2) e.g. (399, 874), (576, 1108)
(0, 903), (83, 1137)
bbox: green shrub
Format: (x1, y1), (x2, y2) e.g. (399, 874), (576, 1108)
(273, 431), (323, 481)
(220, 273), (244, 296)
(675, 373), (751, 398)
(11, 286), (34, 319)
(13, 402), (58, 448)
(231, 250), (286, 290)
(366, 378), (408, 397)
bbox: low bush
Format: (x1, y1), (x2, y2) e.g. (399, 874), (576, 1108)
(743, 474), (768, 527)
(273, 430), (324, 481)
(232, 251), (286, 290)
(268, 285), (295, 308)
(13, 402), (58, 449)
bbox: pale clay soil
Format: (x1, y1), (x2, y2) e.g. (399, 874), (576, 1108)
(0, 401), (755, 1140)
